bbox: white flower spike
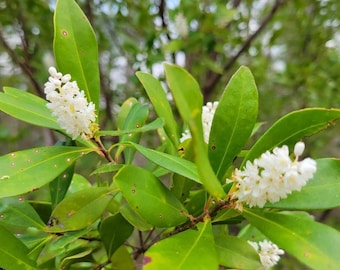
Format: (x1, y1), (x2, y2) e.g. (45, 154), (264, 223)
(44, 67), (97, 140)
(179, 101), (219, 144)
(229, 142), (317, 209)
(248, 240), (284, 269)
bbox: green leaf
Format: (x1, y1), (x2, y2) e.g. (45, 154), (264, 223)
(215, 235), (261, 269)
(127, 142), (201, 184)
(243, 108), (340, 165)
(0, 87), (60, 130)
(267, 158), (340, 210)
(50, 163), (75, 208)
(0, 198), (45, 229)
(209, 66), (258, 180)
(99, 213), (134, 257)
(136, 71), (179, 146)
(47, 187), (115, 232)
(116, 100), (149, 164)
(114, 165), (188, 228)
(0, 146), (94, 198)
(90, 163), (123, 175)
(243, 209), (340, 269)
(143, 218), (218, 270)
(97, 118), (164, 137)
(0, 224), (36, 270)
(164, 63), (225, 199)
(37, 226), (92, 265)
(54, 0), (100, 110)
(110, 246), (135, 270)
(119, 203), (153, 231)
(67, 173), (92, 194)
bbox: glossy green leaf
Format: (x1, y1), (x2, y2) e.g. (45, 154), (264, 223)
(0, 87), (60, 130)
(59, 247), (94, 269)
(143, 218), (218, 270)
(54, 0), (100, 109)
(47, 187), (115, 232)
(0, 224), (36, 270)
(66, 173), (92, 194)
(215, 235), (261, 269)
(99, 213), (134, 257)
(0, 198), (45, 229)
(50, 163), (75, 208)
(164, 63), (225, 199)
(209, 66), (258, 179)
(117, 98), (138, 129)
(90, 163), (123, 175)
(114, 165), (188, 228)
(116, 100), (149, 164)
(0, 146), (94, 198)
(136, 71), (179, 146)
(110, 246), (135, 270)
(37, 227), (92, 265)
(243, 108), (340, 165)
(267, 158), (340, 209)
(127, 142), (200, 184)
(97, 118), (164, 137)
(119, 203), (153, 231)
(243, 209), (340, 269)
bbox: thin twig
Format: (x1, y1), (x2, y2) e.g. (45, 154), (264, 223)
(202, 0), (286, 99)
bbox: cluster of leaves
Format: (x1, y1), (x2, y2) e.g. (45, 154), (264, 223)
(0, 0), (340, 269)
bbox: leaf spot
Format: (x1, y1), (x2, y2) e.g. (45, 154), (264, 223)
(211, 145), (216, 150)
(31, 187), (39, 192)
(67, 210), (76, 217)
(10, 162), (15, 167)
(18, 197), (23, 202)
(10, 153), (15, 157)
(66, 158), (71, 162)
(61, 29), (68, 36)
(143, 256), (152, 265)
(159, 214), (163, 219)
(131, 189), (136, 194)
(63, 174), (68, 179)
(26, 158), (31, 163)
(136, 124), (140, 128)
(34, 149), (39, 153)
(0, 175), (10, 180)
(0, 214), (4, 219)
(54, 164), (58, 168)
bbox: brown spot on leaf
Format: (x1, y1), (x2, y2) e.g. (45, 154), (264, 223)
(143, 256), (152, 265)
(61, 30), (68, 36)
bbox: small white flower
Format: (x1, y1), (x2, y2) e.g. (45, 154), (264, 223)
(44, 67), (97, 140)
(174, 13), (189, 38)
(179, 101), (219, 144)
(248, 240), (284, 269)
(229, 142), (317, 209)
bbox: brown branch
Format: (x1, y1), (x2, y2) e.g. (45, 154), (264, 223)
(158, 0), (175, 63)
(202, 0), (286, 100)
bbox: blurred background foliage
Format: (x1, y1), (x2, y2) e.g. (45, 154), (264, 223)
(1, 1), (340, 268)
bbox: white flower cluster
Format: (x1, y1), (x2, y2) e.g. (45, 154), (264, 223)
(44, 67), (96, 140)
(229, 142), (317, 209)
(248, 240), (284, 269)
(179, 101), (219, 144)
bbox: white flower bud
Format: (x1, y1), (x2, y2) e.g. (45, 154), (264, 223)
(294, 141), (305, 157)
